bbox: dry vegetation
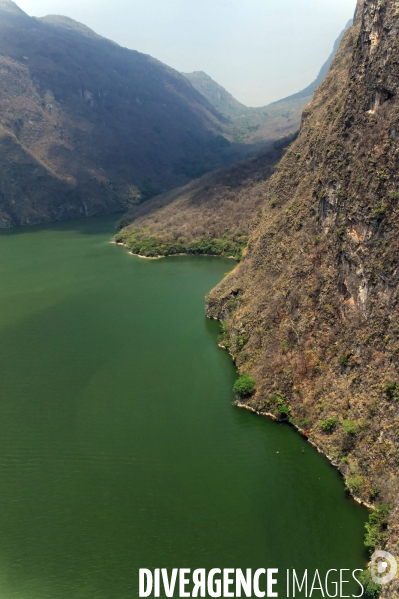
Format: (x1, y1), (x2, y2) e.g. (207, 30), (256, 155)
(206, 2), (399, 595)
(116, 138), (294, 259)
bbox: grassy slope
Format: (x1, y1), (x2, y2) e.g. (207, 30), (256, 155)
(206, 2), (399, 595)
(116, 138), (294, 259)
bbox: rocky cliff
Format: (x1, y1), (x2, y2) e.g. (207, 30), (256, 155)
(206, 1), (399, 595)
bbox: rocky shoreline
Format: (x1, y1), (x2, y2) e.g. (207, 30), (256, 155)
(235, 400), (374, 510)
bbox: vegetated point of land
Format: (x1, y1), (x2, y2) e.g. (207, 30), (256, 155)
(116, 24), (350, 259)
(115, 137), (294, 260)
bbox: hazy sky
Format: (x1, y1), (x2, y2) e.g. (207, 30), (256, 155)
(15, 0), (357, 106)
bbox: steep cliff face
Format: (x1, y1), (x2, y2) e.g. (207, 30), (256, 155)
(206, 1), (399, 593)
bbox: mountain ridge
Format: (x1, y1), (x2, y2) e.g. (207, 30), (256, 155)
(0, 2), (243, 226)
(183, 24), (353, 146)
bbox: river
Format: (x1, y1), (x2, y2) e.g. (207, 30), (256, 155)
(0, 216), (367, 598)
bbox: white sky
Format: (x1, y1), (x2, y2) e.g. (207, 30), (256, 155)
(14, 0), (358, 106)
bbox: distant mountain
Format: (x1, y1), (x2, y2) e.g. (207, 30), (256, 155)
(0, 1), (240, 226)
(183, 71), (308, 146)
(274, 19), (353, 104)
(182, 71), (248, 119)
(182, 21), (353, 145)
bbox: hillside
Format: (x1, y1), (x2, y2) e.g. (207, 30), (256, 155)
(115, 137), (293, 259)
(181, 71), (248, 120)
(206, 1), (399, 596)
(0, 1), (241, 226)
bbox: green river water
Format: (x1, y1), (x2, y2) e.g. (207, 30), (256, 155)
(0, 216), (368, 598)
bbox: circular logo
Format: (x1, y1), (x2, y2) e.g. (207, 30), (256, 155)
(371, 550), (397, 585)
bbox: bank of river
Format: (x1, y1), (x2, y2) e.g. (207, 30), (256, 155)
(0, 216), (368, 598)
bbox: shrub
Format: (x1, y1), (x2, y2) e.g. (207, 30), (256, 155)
(218, 321), (230, 347)
(358, 570), (382, 599)
(370, 487), (381, 499)
(364, 504), (391, 551)
(371, 202), (386, 221)
(340, 352), (350, 366)
(342, 419), (358, 436)
(321, 417), (339, 432)
(234, 335), (249, 349)
(272, 395), (291, 416)
(384, 381), (399, 400)
(233, 374), (256, 397)
(346, 475), (363, 495)
(277, 402), (290, 416)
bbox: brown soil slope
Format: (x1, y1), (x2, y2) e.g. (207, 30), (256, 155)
(0, 1), (239, 226)
(206, 1), (399, 593)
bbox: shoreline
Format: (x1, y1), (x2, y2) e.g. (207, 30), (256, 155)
(235, 400), (374, 510)
(116, 236), (373, 511)
(129, 252), (164, 260)
(112, 240), (236, 260)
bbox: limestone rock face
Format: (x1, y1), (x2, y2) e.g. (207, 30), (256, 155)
(206, 2), (399, 591)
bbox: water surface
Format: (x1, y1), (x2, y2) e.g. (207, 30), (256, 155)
(0, 216), (367, 598)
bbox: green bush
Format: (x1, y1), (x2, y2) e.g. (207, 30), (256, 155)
(233, 374), (256, 397)
(384, 381), (399, 400)
(321, 417), (339, 432)
(342, 419), (358, 436)
(234, 335), (249, 349)
(217, 321), (230, 348)
(272, 395), (291, 416)
(358, 570), (381, 599)
(123, 232), (248, 261)
(346, 475), (363, 495)
(340, 352), (350, 366)
(364, 504), (391, 551)
(371, 202), (386, 221)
